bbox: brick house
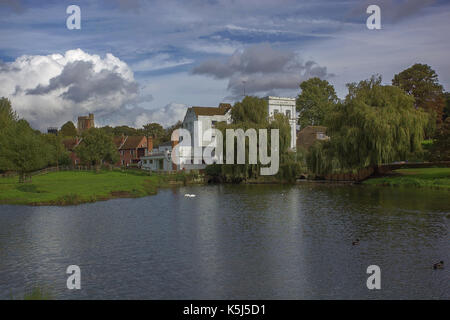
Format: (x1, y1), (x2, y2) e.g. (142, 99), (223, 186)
(62, 137), (82, 165)
(63, 135), (152, 167)
(115, 135), (152, 167)
(296, 126), (329, 150)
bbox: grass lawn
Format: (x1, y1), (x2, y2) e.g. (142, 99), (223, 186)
(363, 167), (450, 189)
(0, 170), (166, 206)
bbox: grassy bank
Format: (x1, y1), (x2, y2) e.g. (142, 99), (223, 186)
(0, 170), (170, 206)
(363, 167), (450, 189)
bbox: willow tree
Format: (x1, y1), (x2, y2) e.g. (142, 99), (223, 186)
(296, 77), (338, 128)
(207, 96), (297, 182)
(311, 76), (428, 174)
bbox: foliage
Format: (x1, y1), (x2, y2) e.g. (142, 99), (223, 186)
(392, 63), (445, 129)
(231, 96), (269, 125)
(76, 128), (119, 167)
(429, 117), (450, 161)
(206, 96), (301, 182)
(0, 111), (52, 182)
(444, 92), (450, 120)
(143, 122), (165, 147)
(296, 77), (338, 128)
(59, 121), (77, 137)
(43, 134), (70, 167)
(308, 76), (429, 175)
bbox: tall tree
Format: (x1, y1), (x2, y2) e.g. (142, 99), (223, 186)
(0, 97), (17, 131)
(231, 96), (269, 125)
(43, 134), (69, 169)
(143, 123), (165, 148)
(309, 76), (429, 174)
(296, 77), (338, 128)
(0, 119), (52, 182)
(444, 92), (450, 120)
(60, 121), (77, 137)
(76, 128), (119, 169)
(429, 117), (450, 161)
(392, 64), (445, 128)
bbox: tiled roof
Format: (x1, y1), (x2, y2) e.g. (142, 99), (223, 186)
(62, 138), (81, 151)
(190, 105), (231, 116)
(120, 136), (146, 150)
(297, 126), (328, 149)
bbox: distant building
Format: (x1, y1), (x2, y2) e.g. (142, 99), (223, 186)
(115, 135), (150, 167)
(264, 96), (297, 149)
(77, 114), (94, 133)
(296, 126), (329, 150)
(62, 134), (150, 167)
(62, 137), (83, 165)
(140, 141), (176, 171)
(47, 127), (58, 135)
(179, 103), (232, 170)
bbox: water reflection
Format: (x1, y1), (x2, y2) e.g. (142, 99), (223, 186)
(0, 184), (449, 299)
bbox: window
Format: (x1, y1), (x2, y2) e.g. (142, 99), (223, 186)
(273, 109), (279, 115)
(317, 132), (326, 140)
(286, 110), (291, 118)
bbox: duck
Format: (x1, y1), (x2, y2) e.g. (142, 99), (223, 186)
(433, 261), (444, 269)
(352, 239), (360, 246)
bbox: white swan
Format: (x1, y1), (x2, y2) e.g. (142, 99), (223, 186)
(184, 194), (196, 198)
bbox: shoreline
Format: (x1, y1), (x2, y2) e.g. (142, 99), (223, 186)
(1, 167), (448, 207)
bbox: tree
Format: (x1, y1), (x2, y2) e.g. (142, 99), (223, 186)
(43, 134), (69, 168)
(210, 96), (298, 181)
(60, 121), (77, 137)
(296, 77), (338, 128)
(429, 117), (450, 161)
(76, 128), (119, 169)
(231, 96), (269, 125)
(392, 64), (445, 128)
(164, 120), (182, 142)
(0, 119), (52, 182)
(309, 76), (429, 174)
(112, 125), (139, 137)
(143, 123), (165, 148)
(444, 92), (450, 120)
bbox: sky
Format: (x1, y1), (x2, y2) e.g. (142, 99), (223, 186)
(0, 0), (449, 131)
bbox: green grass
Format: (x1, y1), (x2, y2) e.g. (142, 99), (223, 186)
(363, 167), (450, 189)
(0, 169), (167, 206)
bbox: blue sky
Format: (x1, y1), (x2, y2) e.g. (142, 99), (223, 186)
(0, 0), (449, 130)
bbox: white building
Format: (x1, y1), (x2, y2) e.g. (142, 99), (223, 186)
(178, 103), (232, 170)
(176, 97), (297, 171)
(140, 142), (174, 171)
(264, 96), (297, 149)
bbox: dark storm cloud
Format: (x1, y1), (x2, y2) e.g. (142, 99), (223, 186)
(192, 43), (332, 97)
(27, 60), (139, 103)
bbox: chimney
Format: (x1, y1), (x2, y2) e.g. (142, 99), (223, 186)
(171, 132), (179, 171)
(147, 136), (153, 155)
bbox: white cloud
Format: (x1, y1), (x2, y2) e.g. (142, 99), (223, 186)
(0, 49), (165, 130)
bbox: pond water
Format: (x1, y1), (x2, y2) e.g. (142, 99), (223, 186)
(0, 184), (449, 299)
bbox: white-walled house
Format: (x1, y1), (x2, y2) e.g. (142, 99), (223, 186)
(140, 142), (174, 171)
(264, 96), (297, 150)
(178, 103), (232, 170)
(175, 97), (297, 171)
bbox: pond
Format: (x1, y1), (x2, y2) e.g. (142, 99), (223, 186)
(0, 184), (449, 299)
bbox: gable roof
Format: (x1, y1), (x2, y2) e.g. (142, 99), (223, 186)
(190, 105), (231, 116)
(297, 126), (328, 149)
(119, 136), (146, 150)
(62, 138), (82, 151)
